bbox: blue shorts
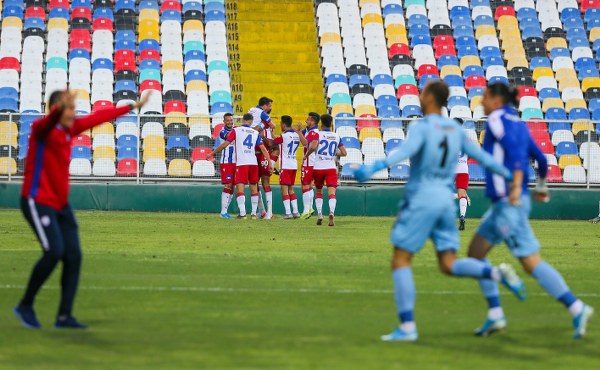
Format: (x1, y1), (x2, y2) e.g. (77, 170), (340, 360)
(390, 195), (459, 254)
(476, 195), (540, 258)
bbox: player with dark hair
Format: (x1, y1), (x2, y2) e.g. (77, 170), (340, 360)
(14, 90), (149, 329)
(467, 83), (594, 339)
(303, 114), (346, 226)
(218, 113), (236, 219)
(300, 112), (320, 219)
(352, 81), (520, 341)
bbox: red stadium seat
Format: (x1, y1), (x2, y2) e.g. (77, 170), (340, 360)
(160, 1), (182, 12)
(357, 114), (380, 131)
(71, 135), (92, 148)
(140, 80), (162, 93)
(212, 124), (224, 139)
(494, 6), (516, 20)
(417, 64), (439, 79)
(397, 84), (419, 99)
(49, 0), (70, 10)
(433, 35), (455, 49)
(71, 7), (92, 21)
(191, 147), (213, 163)
(465, 75), (487, 91)
(0, 57), (21, 72)
(92, 100), (115, 112)
(69, 29), (91, 52)
(536, 138), (554, 154)
(164, 100), (187, 114)
(117, 159), (137, 176)
(435, 45), (457, 59)
(527, 120), (548, 132)
(389, 43), (410, 58)
(546, 165), (563, 182)
(92, 18), (114, 31)
(581, 0), (600, 13)
(531, 129), (550, 142)
(139, 49), (161, 62)
(518, 86), (537, 98)
(115, 50), (137, 71)
(25, 6), (46, 20)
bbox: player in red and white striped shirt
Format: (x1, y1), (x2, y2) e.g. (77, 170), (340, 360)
(303, 114), (346, 226)
(270, 116), (307, 219)
(300, 112), (320, 219)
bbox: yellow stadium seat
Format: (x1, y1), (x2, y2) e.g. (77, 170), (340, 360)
(320, 32), (341, 45)
(183, 20), (204, 33)
(565, 98), (587, 112)
(506, 57), (529, 71)
(143, 146), (166, 161)
(559, 78), (581, 92)
(479, 130), (486, 145)
(501, 37), (524, 51)
(503, 48), (526, 61)
(386, 34), (409, 47)
(359, 0), (379, 5)
(499, 27), (520, 40)
(2, 17), (22, 29)
(440, 65), (462, 79)
(188, 115), (211, 126)
(582, 77), (600, 92)
(93, 146), (116, 161)
(331, 103), (353, 116)
(355, 104), (377, 117)
(547, 37), (568, 51)
(386, 24), (406, 39)
(498, 16), (519, 30)
(555, 68), (578, 82)
(542, 98), (564, 112)
(48, 18), (68, 30)
(72, 89), (90, 101)
(165, 113), (188, 127)
(0, 121), (18, 137)
(362, 13), (383, 27)
(168, 159), (192, 177)
(572, 120), (595, 135)
(475, 25), (496, 40)
(0, 134), (17, 147)
(533, 67), (554, 81)
(143, 135), (165, 149)
(470, 96), (483, 111)
(91, 123), (114, 137)
(138, 20), (160, 42)
(558, 154), (582, 170)
(162, 60), (183, 72)
(0, 157), (17, 175)
(460, 56), (481, 70)
(359, 128), (381, 142)
(139, 9), (159, 21)
(186, 80), (208, 93)
(590, 27), (600, 43)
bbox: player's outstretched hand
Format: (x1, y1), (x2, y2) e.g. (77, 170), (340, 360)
(134, 91), (152, 110)
(532, 178), (550, 203)
(353, 160), (387, 183)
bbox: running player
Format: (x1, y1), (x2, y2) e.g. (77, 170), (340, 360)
(249, 97), (275, 219)
(208, 113), (272, 219)
(270, 116), (307, 219)
(467, 83), (594, 339)
(303, 114), (346, 226)
(455, 151), (469, 230)
(14, 90), (149, 329)
(217, 113), (236, 219)
(352, 81), (520, 341)
(300, 112), (320, 219)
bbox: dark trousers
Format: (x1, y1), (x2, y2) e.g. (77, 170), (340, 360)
(20, 197), (82, 317)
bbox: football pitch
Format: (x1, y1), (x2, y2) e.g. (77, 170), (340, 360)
(0, 210), (598, 370)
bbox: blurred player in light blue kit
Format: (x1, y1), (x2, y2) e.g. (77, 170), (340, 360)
(467, 83), (594, 339)
(353, 81), (522, 341)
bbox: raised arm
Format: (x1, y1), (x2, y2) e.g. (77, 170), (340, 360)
(32, 107), (64, 140)
(462, 136), (511, 179)
(70, 94), (150, 135)
(294, 124), (308, 146)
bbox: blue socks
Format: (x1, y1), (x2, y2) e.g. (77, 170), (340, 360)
(392, 267), (415, 329)
(451, 258), (493, 278)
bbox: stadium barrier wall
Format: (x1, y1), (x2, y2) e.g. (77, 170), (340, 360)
(1, 182), (598, 219)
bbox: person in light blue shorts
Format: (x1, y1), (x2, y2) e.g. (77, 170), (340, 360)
(467, 83), (594, 339)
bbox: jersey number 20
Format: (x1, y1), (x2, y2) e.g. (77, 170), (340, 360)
(318, 140), (338, 156)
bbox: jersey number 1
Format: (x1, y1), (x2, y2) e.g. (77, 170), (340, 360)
(439, 136), (449, 168)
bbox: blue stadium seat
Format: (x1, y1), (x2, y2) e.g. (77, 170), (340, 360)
(49, 7), (69, 20)
(71, 0), (92, 9)
(575, 57), (596, 72)
(530, 57), (551, 69)
(474, 15), (494, 28)
(116, 31), (136, 43)
(569, 37), (588, 51)
(450, 7), (470, 21)
(522, 26), (543, 39)
(18, 144), (28, 160)
(566, 27), (587, 42)
(3, 0), (24, 9)
(385, 139), (403, 154)
(117, 146), (137, 161)
(563, 17), (584, 30)
(438, 55), (459, 69)
(408, 24), (430, 39)
(480, 46), (502, 59)
(555, 142), (579, 158)
(376, 95), (397, 109)
(402, 105), (423, 118)
(93, 8), (114, 21)
(538, 88), (560, 101)
(518, 8), (538, 21)
(448, 96), (469, 110)
(161, 10), (182, 22)
(453, 25), (474, 38)
(550, 47), (570, 60)
(340, 164), (355, 179)
(335, 113), (356, 128)
(470, 0), (490, 8)
(528, 165), (537, 183)
(117, 135), (138, 150)
(349, 74), (370, 88)
(548, 122), (571, 134)
(585, 8), (600, 24)
(0, 98), (18, 112)
(139, 39), (160, 52)
(561, 8), (580, 21)
(457, 45), (478, 58)
(489, 76), (509, 85)
(24, 18), (45, 31)
(183, 2), (203, 13)
(166, 136), (190, 150)
(418, 74), (440, 89)
(456, 36), (477, 48)
(578, 68), (600, 80)
(463, 65), (484, 78)
(71, 146), (92, 160)
(390, 164), (410, 180)
(2, 6), (24, 19)
(326, 74), (348, 86)
(205, 10), (226, 22)
(0, 87), (18, 101)
(139, 0), (159, 11)
(482, 56), (504, 70)
(341, 137), (360, 149)
(468, 164), (485, 181)
(211, 102), (233, 115)
(69, 49), (90, 61)
(411, 35), (432, 47)
(184, 50), (206, 63)
(588, 99), (600, 113)
(379, 105), (401, 118)
(115, 80), (137, 93)
(383, 4), (404, 17)
(185, 70), (207, 83)
(115, 0), (136, 12)
(444, 75), (464, 87)
(462, 120), (476, 130)
(569, 108), (590, 120)
(140, 59), (161, 70)
(468, 87), (484, 99)
(92, 58), (114, 71)
(372, 74), (394, 87)
(408, 14), (429, 27)
(546, 107), (568, 121)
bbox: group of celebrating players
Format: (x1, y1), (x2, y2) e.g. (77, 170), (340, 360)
(208, 97), (347, 226)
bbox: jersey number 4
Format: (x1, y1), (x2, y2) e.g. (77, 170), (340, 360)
(243, 134), (254, 149)
(317, 140), (338, 156)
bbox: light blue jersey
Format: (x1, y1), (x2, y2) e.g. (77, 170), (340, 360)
(381, 114), (511, 253)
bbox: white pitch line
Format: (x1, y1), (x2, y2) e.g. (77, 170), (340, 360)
(0, 284), (598, 297)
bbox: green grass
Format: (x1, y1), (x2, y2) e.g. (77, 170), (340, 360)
(0, 210), (599, 370)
